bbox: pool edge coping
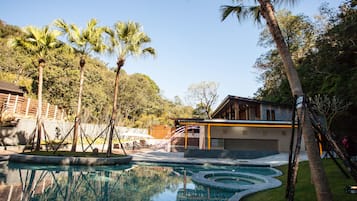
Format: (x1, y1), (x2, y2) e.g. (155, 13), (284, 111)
(9, 153), (133, 166)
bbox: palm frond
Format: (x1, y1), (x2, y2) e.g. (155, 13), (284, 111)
(221, 5), (243, 21)
(249, 6), (262, 24)
(221, 3), (263, 24)
(54, 18), (107, 55)
(143, 47), (156, 57)
(106, 21), (155, 61)
(9, 25), (63, 60)
(53, 19), (70, 34)
(87, 18), (98, 29)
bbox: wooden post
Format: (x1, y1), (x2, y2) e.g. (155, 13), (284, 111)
(13, 95), (18, 113)
(45, 103), (50, 119)
(25, 98), (31, 117)
(6, 94), (11, 110)
(260, 104), (263, 120)
(54, 105), (57, 119)
(234, 102), (239, 120)
(228, 104), (232, 120)
(246, 105), (250, 120)
(237, 102), (241, 120)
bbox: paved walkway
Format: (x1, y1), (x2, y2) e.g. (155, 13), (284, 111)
(0, 146), (308, 167)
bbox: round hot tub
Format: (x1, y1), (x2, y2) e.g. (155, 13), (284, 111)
(192, 171), (269, 191)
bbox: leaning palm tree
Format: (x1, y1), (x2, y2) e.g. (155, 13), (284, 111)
(9, 26), (62, 151)
(221, 1), (332, 201)
(105, 21), (156, 156)
(54, 18), (106, 152)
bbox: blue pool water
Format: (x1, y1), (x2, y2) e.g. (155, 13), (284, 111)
(0, 162), (280, 201)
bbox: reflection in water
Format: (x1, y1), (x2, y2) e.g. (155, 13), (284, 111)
(0, 162), (237, 201)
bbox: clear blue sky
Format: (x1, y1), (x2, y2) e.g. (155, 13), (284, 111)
(0, 0), (343, 106)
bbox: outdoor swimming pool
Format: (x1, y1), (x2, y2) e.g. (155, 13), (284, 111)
(0, 162), (281, 201)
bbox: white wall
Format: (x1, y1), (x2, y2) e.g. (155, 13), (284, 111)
(207, 125), (305, 152)
(0, 118), (147, 145)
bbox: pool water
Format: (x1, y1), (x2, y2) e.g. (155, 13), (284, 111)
(0, 162), (279, 201)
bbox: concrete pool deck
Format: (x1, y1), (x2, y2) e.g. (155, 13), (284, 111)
(0, 146), (308, 167)
(130, 149), (308, 167)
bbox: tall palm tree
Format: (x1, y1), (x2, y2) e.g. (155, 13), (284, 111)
(54, 19), (106, 152)
(221, 1), (333, 201)
(9, 26), (62, 151)
(105, 21), (156, 156)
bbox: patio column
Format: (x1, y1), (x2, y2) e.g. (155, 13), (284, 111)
(199, 126), (205, 150)
(207, 124), (211, 150)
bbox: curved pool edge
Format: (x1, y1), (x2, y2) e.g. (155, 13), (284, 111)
(191, 170), (282, 201)
(9, 153), (133, 166)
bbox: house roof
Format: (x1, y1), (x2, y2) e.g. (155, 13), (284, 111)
(176, 118), (293, 128)
(0, 80), (24, 95)
(212, 95), (291, 117)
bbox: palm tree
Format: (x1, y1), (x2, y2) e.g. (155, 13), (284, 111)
(9, 26), (62, 151)
(221, 1), (333, 201)
(54, 19), (106, 152)
(105, 21), (156, 156)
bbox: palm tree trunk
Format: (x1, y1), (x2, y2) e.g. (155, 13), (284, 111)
(258, 1), (333, 200)
(71, 58), (86, 152)
(107, 59), (124, 156)
(35, 59), (45, 151)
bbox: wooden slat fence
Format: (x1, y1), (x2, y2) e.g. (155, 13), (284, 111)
(0, 93), (66, 120)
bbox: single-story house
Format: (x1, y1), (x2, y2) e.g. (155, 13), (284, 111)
(170, 96), (304, 158)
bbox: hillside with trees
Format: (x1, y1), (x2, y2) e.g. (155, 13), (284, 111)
(0, 20), (193, 128)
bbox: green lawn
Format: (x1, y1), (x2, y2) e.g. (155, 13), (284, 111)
(242, 159), (356, 201)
